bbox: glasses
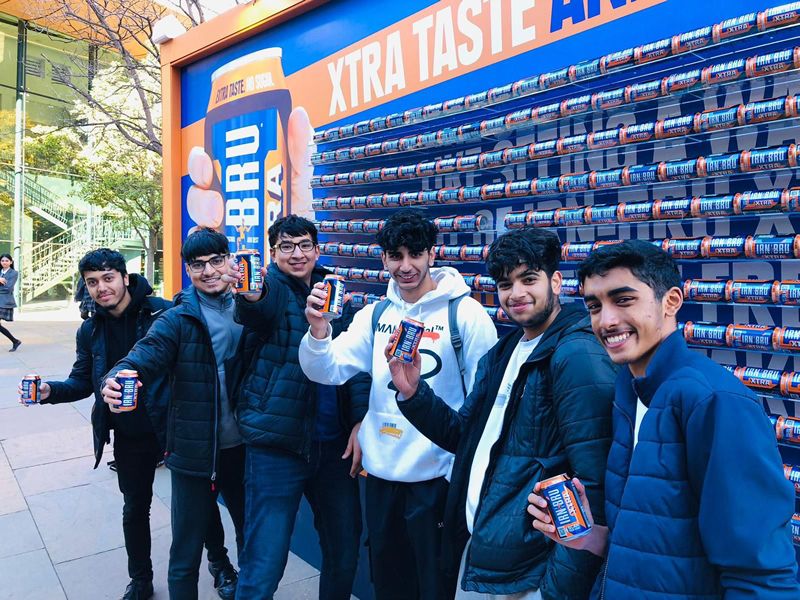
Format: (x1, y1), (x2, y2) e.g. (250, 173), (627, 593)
(187, 254), (228, 273)
(273, 240), (316, 254)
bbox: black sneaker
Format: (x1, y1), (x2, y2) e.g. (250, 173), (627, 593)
(208, 561), (238, 600)
(121, 579), (153, 600)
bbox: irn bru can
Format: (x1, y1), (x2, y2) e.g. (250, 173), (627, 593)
(725, 324), (776, 350)
(701, 236), (748, 258)
(778, 416), (800, 443)
(390, 318), (425, 363)
(235, 251), (263, 295)
(713, 13), (758, 42)
(726, 280), (776, 304)
(206, 49), (291, 253)
(116, 370), (139, 412)
(784, 465), (800, 493)
(539, 474), (592, 541)
(683, 280), (727, 302)
(683, 322), (727, 347)
(20, 374), (41, 405)
(773, 281), (800, 305)
(773, 327), (800, 352)
(745, 235), (800, 259)
(781, 372), (800, 398)
(321, 275), (346, 320)
(736, 366), (783, 393)
(758, 4), (800, 30)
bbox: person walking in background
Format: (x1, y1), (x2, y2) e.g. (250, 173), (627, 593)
(74, 275), (96, 320)
(0, 253), (21, 351)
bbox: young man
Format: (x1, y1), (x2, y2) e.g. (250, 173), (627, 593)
(528, 240), (800, 599)
(22, 248), (236, 600)
(300, 209), (498, 600)
(386, 228), (616, 599)
(231, 215), (370, 600)
(102, 229), (256, 600)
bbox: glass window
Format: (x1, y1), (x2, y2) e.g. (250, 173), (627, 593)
(25, 26), (90, 108)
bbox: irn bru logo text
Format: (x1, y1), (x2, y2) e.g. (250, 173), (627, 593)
(296, 0), (662, 122)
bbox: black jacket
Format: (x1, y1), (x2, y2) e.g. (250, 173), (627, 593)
(235, 263), (370, 458)
(43, 274), (171, 467)
(398, 304), (616, 598)
(105, 285), (262, 479)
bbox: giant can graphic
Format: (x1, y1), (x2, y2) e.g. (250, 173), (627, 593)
(206, 48), (292, 254)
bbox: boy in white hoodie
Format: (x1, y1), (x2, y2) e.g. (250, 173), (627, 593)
(299, 209), (497, 600)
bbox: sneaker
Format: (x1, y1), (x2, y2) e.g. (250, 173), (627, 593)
(10, 340), (20, 352)
(208, 561), (238, 600)
(121, 579), (153, 600)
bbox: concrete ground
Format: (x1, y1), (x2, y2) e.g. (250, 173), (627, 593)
(0, 301), (324, 599)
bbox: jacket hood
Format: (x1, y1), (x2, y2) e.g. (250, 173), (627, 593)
(385, 267), (470, 311)
(94, 273), (153, 319)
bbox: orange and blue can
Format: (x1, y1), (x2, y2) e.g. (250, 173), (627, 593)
(540, 474), (593, 541)
(663, 238), (706, 259)
(117, 370), (139, 412)
(561, 95), (593, 117)
(701, 236), (748, 258)
(589, 169), (624, 190)
(784, 465), (800, 493)
(740, 145), (797, 172)
(701, 60), (746, 86)
(20, 374), (41, 405)
(588, 129), (622, 150)
(694, 106), (743, 132)
(570, 59), (603, 80)
(621, 122), (656, 144)
(622, 164), (660, 186)
(690, 195), (740, 218)
(617, 202), (654, 222)
(782, 188), (800, 212)
(585, 204), (618, 224)
(773, 281), (800, 305)
(635, 38), (671, 64)
(741, 96), (797, 124)
(320, 275), (346, 320)
(558, 174), (591, 193)
(390, 318), (425, 363)
(736, 366), (783, 393)
(672, 27), (712, 54)
(745, 235), (800, 259)
(737, 190), (782, 213)
(773, 327), (800, 352)
(777, 416), (800, 443)
(654, 198), (693, 220)
(600, 49), (634, 72)
(781, 372), (800, 398)
(561, 242), (595, 261)
(725, 324), (777, 350)
(726, 280), (776, 304)
(234, 251), (263, 296)
(656, 115), (696, 139)
(683, 322), (728, 347)
(530, 209), (557, 228)
(662, 69), (702, 95)
(625, 80), (662, 103)
(591, 88), (626, 111)
(683, 279), (727, 302)
(658, 159), (701, 182)
(554, 207), (587, 227)
(745, 48), (800, 78)
(714, 13), (757, 42)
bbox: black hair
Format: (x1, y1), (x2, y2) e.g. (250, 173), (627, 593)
(486, 228), (561, 281)
(577, 240), (681, 299)
(0, 253), (13, 270)
(180, 227), (230, 262)
(375, 209), (438, 253)
(268, 215), (318, 247)
(78, 248), (127, 277)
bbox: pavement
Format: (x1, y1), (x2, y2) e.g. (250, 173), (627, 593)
(0, 301), (325, 600)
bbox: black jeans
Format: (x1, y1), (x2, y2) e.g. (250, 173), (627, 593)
(168, 444), (246, 600)
(114, 435), (230, 583)
(365, 475), (449, 600)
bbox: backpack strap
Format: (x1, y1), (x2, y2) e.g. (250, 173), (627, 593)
(370, 298), (392, 334)
(449, 296), (467, 398)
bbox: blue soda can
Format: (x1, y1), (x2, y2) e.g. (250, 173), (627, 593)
(435, 158), (458, 174)
(338, 124), (355, 139)
(588, 129), (622, 150)
(464, 91), (489, 108)
(741, 97), (797, 124)
(560, 279), (581, 296)
(585, 204), (618, 224)
(554, 207), (587, 227)
(504, 146), (531, 165)
(398, 136), (420, 152)
(561, 95), (593, 116)
(505, 180), (534, 198)
(625, 80), (662, 103)
(480, 183), (506, 200)
(459, 186), (482, 201)
(437, 127), (459, 145)
(474, 275), (496, 293)
(337, 243), (355, 256)
(539, 67), (572, 89)
(738, 190), (782, 213)
(783, 465), (800, 493)
(777, 327), (800, 352)
(781, 373), (800, 398)
(397, 164), (417, 179)
(571, 59), (602, 80)
(437, 188), (461, 204)
(654, 198), (693, 219)
(319, 242), (339, 255)
(419, 190), (438, 205)
(701, 60), (746, 85)
(385, 112), (404, 128)
(369, 117), (387, 132)
(683, 279), (727, 302)
(561, 242), (595, 261)
(530, 209), (557, 228)
(419, 132), (438, 147)
(741, 145), (797, 172)
(746, 48), (800, 78)
(334, 220), (351, 232)
(699, 153), (741, 177)
(439, 245), (463, 261)
(534, 102), (563, 122)
(382, 193), (402, 208)
(735, 366), (782, 392)
(690, 195), (739, 217)
(320, 197), (339, 210)
(379, 167), (398, 182)
(600, 48), (634, 72)
(363, 219), (384, 234)
(415, 162), (436, 177)
(461, 245), (488, 261)
(773, 281), (800, 305)
(512, 77), (539, 96)
(364, 168), (382, 183)
(745, 235), (800, 259)
(334, 148), (352, 161)
(389, 318), (425, 363)
(117, 370), (139, 411)
(617, 201), (654, 222)
(726, 324), (776, 350)
(533, 177), (560, 195)
(694, 106), (743, 132)
(479, 150), (506, 169)
(591, 88), (627, 110)
(672, 26), (712, 54)
(635, 38), (671, 64)
(657, 159), (700, 182)
(713, 13), (757, 42)
(783, 188), (800, 212)
(540, 474), (593, 541)
(403, 107), (423, 124)
(758, 3), (800, 30)
(683, 321), (728, 347)
(443, 96), (466, 113)
(505, 211), (530, 229)
(505, 108), (533, 128)
(589, 169), (624, 189)
(399, 191), (421, 206)
(664, 238), (705, 259)
(318, 220), (336, 232)
(350, 145), (367, 160)
(656, 115), (697, 139)
(558, 174), (591, 193)
(700, 236), (748, 258)
(480, 116), (507, 135)
(457, 155), (480, 171)
(622, 164), (660, 186)
(380, 139), (400, 154)
(621, 122), (656, 144)
(353, 120), (370, 135)
(662, 69), (702, 95)
(347, 171), (367, 185)
(487, 84), (514, 103)
(422, 102), (444, 119)
(528, 140), (559, 159)
(726, 280), (776, 304)
(557, 134), (589, 155)
(434, 217), (457, 232)
(365, 194), (383, 209)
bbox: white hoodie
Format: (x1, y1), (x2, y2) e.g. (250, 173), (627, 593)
(299, 267), (498, 482)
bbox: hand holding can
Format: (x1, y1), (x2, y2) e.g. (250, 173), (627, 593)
(19, 374), (41, 405)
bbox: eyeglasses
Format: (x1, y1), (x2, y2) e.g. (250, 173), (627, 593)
(273, 240), (316, 254)
(187, 254), (228, 273)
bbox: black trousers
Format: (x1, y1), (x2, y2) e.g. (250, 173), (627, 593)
(114, 435), (229, 583)
(168, 444), (246, 600)
(365, 475), (449, 600)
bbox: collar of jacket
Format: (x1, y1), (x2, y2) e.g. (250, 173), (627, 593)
(172, 285), (206, 320)
(267, 262), (330, 296)
(509, 302), (593, 365)
(620, 329), (686, 408)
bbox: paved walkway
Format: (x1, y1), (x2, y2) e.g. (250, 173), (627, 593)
(0, 303), (323, 599)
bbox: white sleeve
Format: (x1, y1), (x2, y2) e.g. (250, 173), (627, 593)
(458, 298), (499, 395)
(299, 304), (376, 385)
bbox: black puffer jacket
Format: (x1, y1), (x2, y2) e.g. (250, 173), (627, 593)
(105, 285), (261, 478)
(235, 263), (370, 458)
(44, 274), (170, 467)
(398, 304), (616, 599)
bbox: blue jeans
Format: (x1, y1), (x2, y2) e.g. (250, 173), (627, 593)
(237, 436), (362, 600)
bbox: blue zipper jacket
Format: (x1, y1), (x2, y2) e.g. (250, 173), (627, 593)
(593, 330), (799, 599)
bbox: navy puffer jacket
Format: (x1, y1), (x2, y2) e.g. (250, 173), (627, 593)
(593, 331), (800, 600)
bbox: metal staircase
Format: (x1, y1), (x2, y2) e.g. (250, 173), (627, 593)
(0, 170), (75, 229)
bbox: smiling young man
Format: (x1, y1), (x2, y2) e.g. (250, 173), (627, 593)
(27, 248), (235, 600)
(102, 229), (255, 600)
(232, 215), (370, 600)
(299, 209), (498, 600)
(380, 227), (616, 599)
(528, 240), (800, 600)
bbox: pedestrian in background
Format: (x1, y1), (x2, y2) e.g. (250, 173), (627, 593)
(0, 253), (21, 351)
